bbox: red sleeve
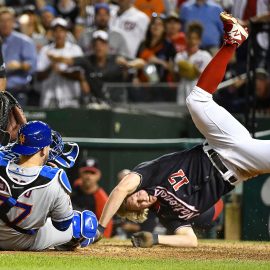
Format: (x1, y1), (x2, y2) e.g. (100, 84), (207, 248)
(213, 198), (224, 221)
(93, 188), (113, 238)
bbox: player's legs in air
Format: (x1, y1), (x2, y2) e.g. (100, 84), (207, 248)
(186, 12), (270, 175)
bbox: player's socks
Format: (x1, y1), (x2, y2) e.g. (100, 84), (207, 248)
(197, 12), (248, 95)
(196, 44), (237, 94)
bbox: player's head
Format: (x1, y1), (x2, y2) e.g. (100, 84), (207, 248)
(11, 121), (52, 161)
(124, 190), (157, 211)
(117, 190), (157, 223)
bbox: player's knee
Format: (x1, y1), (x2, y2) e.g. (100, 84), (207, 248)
(72, 210), (98, 248)
(186, 93), (197, 112)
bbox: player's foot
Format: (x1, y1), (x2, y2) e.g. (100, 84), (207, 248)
(220, 11), (248, 47)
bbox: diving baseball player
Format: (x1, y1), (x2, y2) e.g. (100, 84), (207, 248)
(0, 121), (98, 250)
(95, 12), (254, 248)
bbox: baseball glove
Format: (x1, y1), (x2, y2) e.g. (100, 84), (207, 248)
(131, 231), (159, 248)
(177, 60), (200, 80)
(0, 91), (27, 145)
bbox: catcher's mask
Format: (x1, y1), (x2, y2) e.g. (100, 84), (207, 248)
(48, 130), (64, 161)
(11, 121), (52, 155)
(48, 131), (79, 168)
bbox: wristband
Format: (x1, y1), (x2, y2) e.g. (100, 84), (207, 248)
(152, 233), (159, 245)
(98, 224), (106, 234)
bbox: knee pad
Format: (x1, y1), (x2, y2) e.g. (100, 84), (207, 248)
(72, 210), (98, 248)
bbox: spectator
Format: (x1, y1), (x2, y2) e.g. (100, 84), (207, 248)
(180, 0), (223, 54)
(72, 157), (113, 238)
(49, 30), (126, 103)
(110, 0), (150, 59)
(78, 0), (119, 28)
(54, 0), (79, 25)
(5, 0), (35, 14)
(40, 5), (57, 31)
(37, 18), (83, 108)
(40, 5), (76, 44)
(21, 5), (45, 35)
(18, 6), (47, 52)
(136, 13), (176, 83)
(0, 7), (37, 106)
(117, 13), (176, 101)
(79, 3), (129, 57)
(165, 11), (186, 53)
(174, 22), (212, 105)
(40, 5), (58, 43)
(73, 17), (86, 43)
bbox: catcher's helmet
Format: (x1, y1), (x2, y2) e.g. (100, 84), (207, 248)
(11, 121), (52, 155)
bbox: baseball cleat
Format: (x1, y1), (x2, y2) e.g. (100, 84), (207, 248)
(220, 11), (248, 47)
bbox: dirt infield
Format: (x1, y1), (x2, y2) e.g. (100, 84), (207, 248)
(75, 240), (270, 261)
(1, 239), (269, 261)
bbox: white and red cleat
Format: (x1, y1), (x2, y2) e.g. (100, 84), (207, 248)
(220, 11), (249, 47)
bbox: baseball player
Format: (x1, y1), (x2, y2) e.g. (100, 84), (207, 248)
(95, 12), (254, 248)
(0, 121), (97, 251)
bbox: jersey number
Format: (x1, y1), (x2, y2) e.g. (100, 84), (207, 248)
(0, 195), (32, 225)
(168, 169), (189, 191)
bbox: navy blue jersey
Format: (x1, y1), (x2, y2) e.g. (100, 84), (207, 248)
(132, 145), (234, 231)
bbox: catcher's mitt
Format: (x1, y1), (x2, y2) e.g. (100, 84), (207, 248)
(0, 91), (26, 145)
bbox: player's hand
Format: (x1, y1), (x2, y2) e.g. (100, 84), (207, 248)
(93, 224), (105, 244)
(131, 231), (159, 248)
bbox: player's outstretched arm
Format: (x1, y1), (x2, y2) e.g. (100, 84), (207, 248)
(131, 227), (198, 248)
(99, 173), (141, 230)
(159, 227), (198, 247)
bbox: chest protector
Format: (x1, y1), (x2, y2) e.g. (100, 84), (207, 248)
(0, 159), (71, 235)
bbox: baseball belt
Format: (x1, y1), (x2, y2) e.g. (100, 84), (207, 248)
(206, 149), (238, 184)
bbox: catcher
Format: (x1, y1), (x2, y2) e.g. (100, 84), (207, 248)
(0, 121), (98, 250)
(95, 12), (255, 248)
(0, 41), (98, 250)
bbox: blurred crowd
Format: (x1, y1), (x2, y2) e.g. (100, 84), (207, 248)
(0, 0), (269, 110)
